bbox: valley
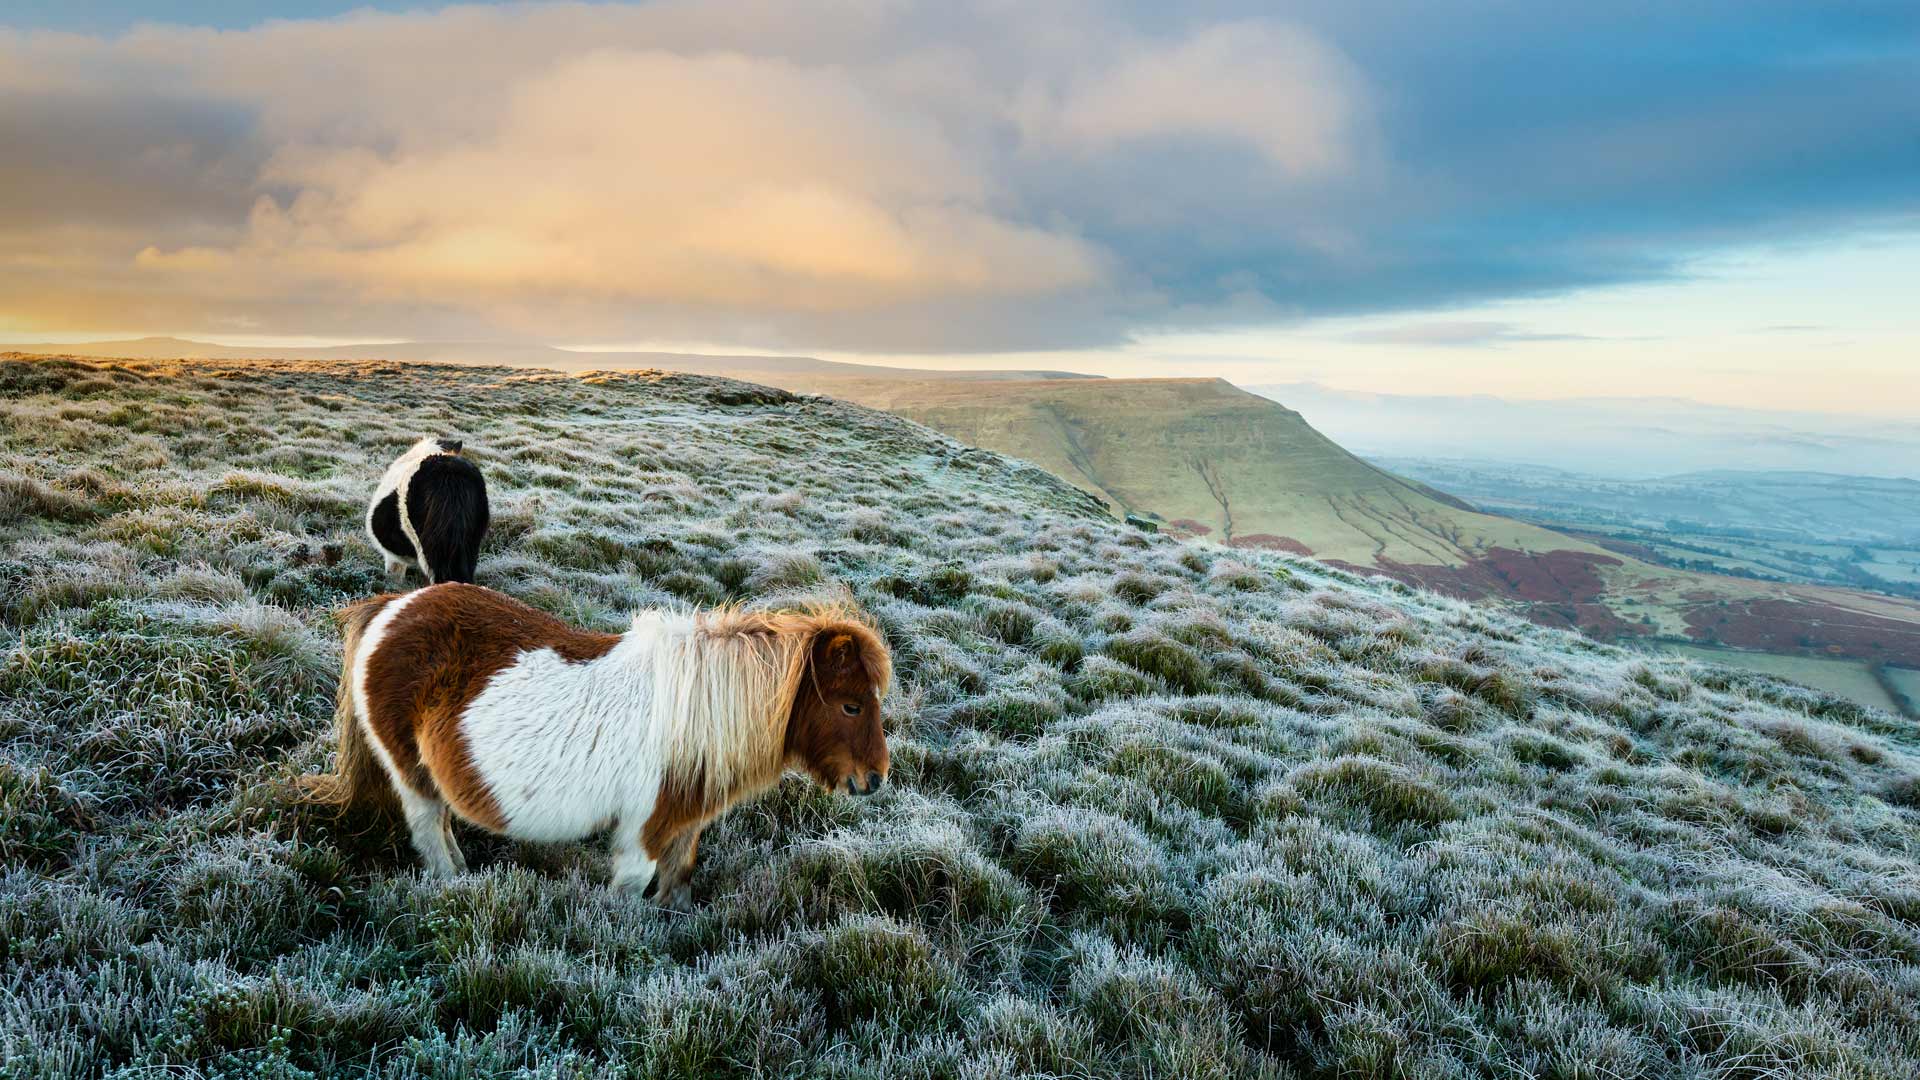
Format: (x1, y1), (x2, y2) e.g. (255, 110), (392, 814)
(1376, 458), (1920, 599)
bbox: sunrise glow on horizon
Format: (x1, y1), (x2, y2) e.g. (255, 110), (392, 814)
(4, 2), (1915, 413)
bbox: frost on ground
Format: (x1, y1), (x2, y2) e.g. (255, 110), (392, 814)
(3, 354), (1919, 1079)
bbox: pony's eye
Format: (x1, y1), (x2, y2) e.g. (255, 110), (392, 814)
(841, 702), (862, 716)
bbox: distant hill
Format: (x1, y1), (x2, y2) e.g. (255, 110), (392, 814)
(1377, 459), (1920, 548)
(767, 375), (1565, 561)
(0, 337), (1099, 382)
(749, 372), (1920, 679)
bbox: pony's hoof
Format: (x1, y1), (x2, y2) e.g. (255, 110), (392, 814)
(612, 874), (655, 900)
(654, 884), (693, 913)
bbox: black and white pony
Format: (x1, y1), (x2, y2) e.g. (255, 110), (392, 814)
(366, 437), (489, 585)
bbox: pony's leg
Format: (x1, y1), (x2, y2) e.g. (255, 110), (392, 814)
(397, 784), (464, 877)
(608, 825), (656, 897)
(439, 812), (469, 874)
(651, 827), (702, 912)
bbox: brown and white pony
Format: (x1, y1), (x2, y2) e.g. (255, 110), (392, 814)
(304, 583), (890, 908)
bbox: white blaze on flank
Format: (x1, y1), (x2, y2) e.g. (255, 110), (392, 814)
(365, 436), (448, 577)
(456, 608), (803, 844)
(350, 588), (471, 875)
(458, 632), (665, 843)
(348, 588), (425, 792)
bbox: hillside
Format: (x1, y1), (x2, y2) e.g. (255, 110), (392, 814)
(25, 342), (1918, 680)
(4, 354), (1920, 1078)
(780, 376), (1574, 559)
(764, 373), (1920, 675)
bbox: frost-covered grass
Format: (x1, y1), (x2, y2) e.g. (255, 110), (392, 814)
(4, 354), (1920, 1079)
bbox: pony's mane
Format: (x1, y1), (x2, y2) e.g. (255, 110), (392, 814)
(640, 599), (890, 805)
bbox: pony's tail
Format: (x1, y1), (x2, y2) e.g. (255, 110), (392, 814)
(299, 595), (399, 817)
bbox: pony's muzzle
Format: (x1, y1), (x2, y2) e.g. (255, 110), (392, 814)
(849, 771), (885, 796)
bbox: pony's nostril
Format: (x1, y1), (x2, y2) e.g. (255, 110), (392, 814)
(865, 771), (883, 794)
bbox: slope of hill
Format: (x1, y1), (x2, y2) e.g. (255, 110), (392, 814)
(763, 373), (1920, 675)
(782, 376), (1576, 557)
(4, 354), (1920, 1078)
(21, 345), (1918, 692)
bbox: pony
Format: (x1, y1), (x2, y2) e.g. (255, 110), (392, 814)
(303, 583), (891, 908)
(366, 436), (489, 585)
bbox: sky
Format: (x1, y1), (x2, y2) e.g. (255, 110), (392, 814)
(2, 1), (1916, 412)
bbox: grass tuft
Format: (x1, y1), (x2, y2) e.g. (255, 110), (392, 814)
(1288, 755), (1460, 828)
(1104, 628), (1213, 694)
(0, 763), (92, 869)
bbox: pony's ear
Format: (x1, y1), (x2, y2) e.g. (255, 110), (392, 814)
(815, 632), (861, 678)
(437, 437), (464, 454)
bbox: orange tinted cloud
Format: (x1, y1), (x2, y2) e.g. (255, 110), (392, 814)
(0, 3), (1366, 348)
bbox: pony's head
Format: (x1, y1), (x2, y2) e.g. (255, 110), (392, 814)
(786, 626), (890, 796)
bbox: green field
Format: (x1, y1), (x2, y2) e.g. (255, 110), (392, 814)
(1655, 643), (1903, 715)
(1864, 551), (1920, 585)
(1885, 666), (1920, 715)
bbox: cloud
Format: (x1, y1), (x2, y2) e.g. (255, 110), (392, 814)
(145, 50), (1103, 311)
(1340, 321), (1608, 347)
(0, 3), (1364, 348)
(1034, 20), (1364, 177)
(0, 2), (1915, 350)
